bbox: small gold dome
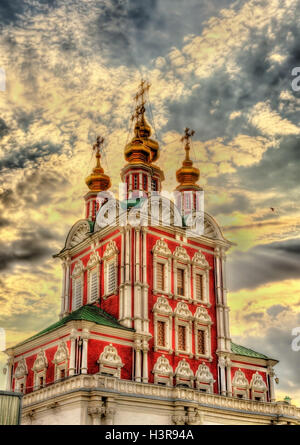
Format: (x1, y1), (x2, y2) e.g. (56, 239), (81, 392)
(176, 128), (201, 191)
(85, 137), (111, 192)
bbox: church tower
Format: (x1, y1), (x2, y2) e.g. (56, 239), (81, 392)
(4, 82), (292, 426)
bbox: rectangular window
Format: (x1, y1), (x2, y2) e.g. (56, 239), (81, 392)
(143, 174), (148, 191)
(60, 369), (65, 380)
(197, 329), (206, 355)
(107, 262), (116, 294)
(177, 268), (185, 296)
(133, 174), (138, 190)
(73, 278), (82, 310)
(156, 262), (165, 291)
(20, 383), (24, 393)
(39, 376), (44, 388)
(89, 269), (98, 302)
(151, 178), (157, 191)
(157, 320), (166, 347)
(178, 325), (186, 351)
(195, 274), (203, 300)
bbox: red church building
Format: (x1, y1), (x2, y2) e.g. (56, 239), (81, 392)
(5, 83), (300, 425)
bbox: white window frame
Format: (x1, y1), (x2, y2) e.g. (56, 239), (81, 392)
(153, 297), (173, 353)
(174, 302), (193, 357)
(173, 246), (191, 301)
(103, 240), (119, 298)
(15, 376), (26, 394)
(232, 369), (250, 399)
(71, 261), (83, 311)
(14, 357), (28, 394)
(32, 350), (48, 391)
(191, 251), (210, 305)
(34, 370), (46, 390)
(193, 306), (212, 360)
(152, 239), (172, 297)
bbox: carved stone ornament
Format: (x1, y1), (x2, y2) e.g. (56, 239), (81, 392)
(250, 372), (267, 392)
(175, 302), (192, 319)
(72, 261), (83, 277)
(103, 240), (118, 259)
(153, 355), (173, 376)
(152, 238), (172, 256)
(98, 344), (123, 378)
(69, 221), (90, 248)
(192, 251), (209, 269)
(173, 246), (190, 262)
(195, 362), (214, 384)
(153, 296), (173, 315)
(53, 341), (69, 364)
(175, 359), (194, 379)
(232, 369), (249, 388)
(15, 357), (28, 378)
(194, 306), (211, 324)
(87, 251), (100, 268)
(32, 350), (48, 372)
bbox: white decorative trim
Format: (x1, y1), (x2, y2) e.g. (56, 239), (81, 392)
(32, 350), (48, 390)
(103, 240), (119, 259)
(152, 239), (172, 295)
(195, 362), (215, 393)
(175, 359), (194, 388)
(194, 306), (212, 324)
(173, 246), (190, 262)
(232, 369), (250, 399)
(153, 297), (173, 353)
(250, 372), (267, 401)
(152, 355), (173, 386)
(15, 357), (28, 379)
(103, 241), (118, 297)
(97, 344), (124, 378)
(152, 238), (172, 257)
(192, 251), (209, 268)
(173, 247), (191, 300)
(174, 302), (193, 357)
(52, 341), (69, 381)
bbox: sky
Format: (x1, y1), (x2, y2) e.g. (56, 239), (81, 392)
(0, 0), (300, 405)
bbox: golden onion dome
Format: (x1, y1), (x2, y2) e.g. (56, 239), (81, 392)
(85, 137), (111, 192)
(124, 114), (160, 164)
(176, 129), (201, 191)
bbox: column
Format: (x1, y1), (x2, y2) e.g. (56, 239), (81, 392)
(214, 248), (225, 351)
(123, 226), (132, 328)
(142, 338), (149, 383)
(268, 366), (276, 402)
(134, 336), (142, 382)
(225, 356), (232, 397)
(69, 329), (77, 376)
(81, 329), (90, 374)
(134, 228), (142, 332)
(218, 356), (226, 396)
(6, 355), (14, 391)
(221, 248), (231, 351)
(60, 261), (66, 319)
(64, 257), (71, 315)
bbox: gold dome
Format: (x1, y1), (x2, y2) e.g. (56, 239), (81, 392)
(176, 128), (201, 191)
(85, 136), (111, 192)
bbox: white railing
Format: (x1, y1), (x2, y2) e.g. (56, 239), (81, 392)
(22, 374), (300, 420)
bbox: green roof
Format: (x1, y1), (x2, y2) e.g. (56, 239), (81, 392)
(231, 341), (271, 360)
(16, 305), (134, 347)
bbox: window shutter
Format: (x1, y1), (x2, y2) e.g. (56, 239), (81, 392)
(73, 278), (82, 309)
(157, 321), (166, 347)
(197, 330), (205, 355)
(178, 325), (186, 351)
(156, 263), (165, 291)
(195, 274), (203, 300)
(177, 268), (184, 296)
(89, 269), (98, 302)
(107, 262), (116, 294)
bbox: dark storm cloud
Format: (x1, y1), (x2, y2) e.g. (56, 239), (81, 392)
(89, 0), (239, 67)
(227, 238), (300, 292)
(207, 192), (255, 216)
(0, 227), (57, 272)
(0, 0), (59, 28)
(0, 118), (9, 139)
(267, 304), (288, 319)
(239, 136), (300, 192)
(0, 141), (63, 171)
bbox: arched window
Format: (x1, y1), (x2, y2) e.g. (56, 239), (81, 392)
(103, 240), (119, 297)
(97, 344), (124, 378)
(52, 341), (69, 381)
(175, 359), (194, 388)
(152, 239), (172, 295)
(192, 251), (210, 304)
(153, 297), (173, 353)
(71, 261), (83, 310)
(174, 302), (193, 357)
(14, 357), (28, 394)
(173, 246), (191, 300)
(194, 306), (212, 360)
(153, 355), (173, 386)
(32, 350), (48, 390)
(87, 252), (100, 303)
(195, 362), (215, 393)
(232, 369), (249, 399)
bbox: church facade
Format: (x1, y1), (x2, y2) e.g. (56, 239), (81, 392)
(5, 83), (300, 425)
